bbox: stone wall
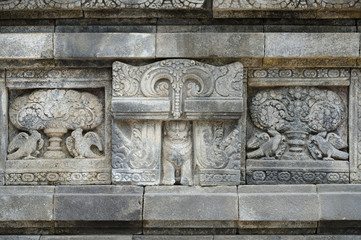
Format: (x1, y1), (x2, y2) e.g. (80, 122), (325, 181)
(1, 0), (361, 238)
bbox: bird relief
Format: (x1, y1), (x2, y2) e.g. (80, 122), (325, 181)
(247, 87), (348, 161)
(8, 89), (104, 160)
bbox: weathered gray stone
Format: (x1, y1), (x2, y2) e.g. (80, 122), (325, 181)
(0, 20), (54, 33)
(238, 185), (318, 233)
(54, 185), (143, 221)
(134, 236), (213, 240)
(215, 236), (361, 240)
(0, 237), (40, 240)
(0, 34), (53, 59)
(0, 0), (81, 10)
(54, 33), (155, 58)
(41, 236), (132, 240)
(0, 70), (6, 185)
(0, 186), (54, 221)
(82, 0), (206, 9)
(319, 184), (361, 220)
(265, 33), (360, 57)
(350, 69), (361, 183)
(144, 186), (238, 234)
(156, 33), (264, 58)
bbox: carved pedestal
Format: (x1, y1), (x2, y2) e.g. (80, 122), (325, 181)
(246, 69), (350, 184)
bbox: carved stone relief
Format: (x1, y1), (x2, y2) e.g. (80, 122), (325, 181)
(82, 0), (205, 9)
(247, 71), (350, 185)
(6, 88), (108, 185)
(0, 71), (6, 185)
(0, 0), (80, 10)
(111, 59), (245, 186)
(214, 0), (361, 9)
(350, 69), (361, 183)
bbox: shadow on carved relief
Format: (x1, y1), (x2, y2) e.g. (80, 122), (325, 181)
(246, 86), (349, 184)
(111, 59), (245, 186)
(6, 88), (108, 185)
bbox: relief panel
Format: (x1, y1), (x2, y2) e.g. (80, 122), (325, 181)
(111, 59), (245, 186)
(5, 68), (111, 185)
(0, 70), (6, 185)
(246, 69), (350, 184)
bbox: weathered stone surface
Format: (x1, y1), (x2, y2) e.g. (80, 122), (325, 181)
(0, 0), (81, 10)
(0, 237), (40, 240)
(0, 70), (6, 185)
(246, 85), (349, 184)
(238, 185), (318, 233)
(319, 184), (361, 220)
(265, 33), (360, 57)
(215, 236), (361, 240)
(54, 33), (155, 58)
(134, 236), (213, 240)
(144, 186), (238, 234)
(0, 34), (53, 59)
(111, 59), (244, 186)
(41, 235), (132, 240)
(156, 33), (264, 58)
(350, 69), (361, 183)
(0, 186), (54, 221)
(0, 20), (55, 33)
(82, 0), (206, 9)
(54, 186), (143, 221)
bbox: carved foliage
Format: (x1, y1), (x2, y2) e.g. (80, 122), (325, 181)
(82, 0), (205, 9)
(0, 0), (80, 10)
(215, 0), (361, 8)
(248, 87), (348, 161)
(112, 60), (243, 119)
(8, 89), (104, 159)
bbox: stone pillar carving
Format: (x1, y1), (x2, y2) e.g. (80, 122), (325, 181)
(247, 69), (350, 184)
(111, 59), (244, 186)
(0, 70), (6, 185)
(350, 69), (361, 183)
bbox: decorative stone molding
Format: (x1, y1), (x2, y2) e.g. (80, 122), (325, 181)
(0, 0), (81, 10)
(247, 69), (350, 184)
(214, 0), (361, 9)
(0, 70), (6, 185)
(350, 69), (361, 183)
(111, 59), (245, 186)
(82, 0), (205, 9)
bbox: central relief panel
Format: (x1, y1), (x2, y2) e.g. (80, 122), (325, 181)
(111, 59), (245, 186)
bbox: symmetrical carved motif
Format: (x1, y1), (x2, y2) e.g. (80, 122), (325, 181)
(112, 120), (161, 185)
(247, 86), (349, 184)
(111, 60), (245, 186)
(248, 87), (347, 161)
(82, 0), (205, 8)
(66, 129), (103, 158)
(112, 60), (243, 119)
(0, 0), (80, 10)
(214, 0), (361, 9)
(9, 89), (103, 159)
(194, 120), (242, 185)
(162, 121), (193, 185)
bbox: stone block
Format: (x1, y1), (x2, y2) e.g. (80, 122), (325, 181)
(214, 236), (361, 240)
(238, 185), (319, 233)
(0, 34), (53, 59)
(265, 33), (360, 57)
(134, 237), (213, 240)
(81, 0), (206, 9)
(0, 237), (40, 240)
(54, 33), (155, 58)
(0, 0), (81, 10)
(0, 186), (54, 221)
(54, 185), (143, 221)
(319, 184), (361, 220)
(41, 236), (132, 240)
(156, 33), (264, 58)
(143, 186), (238, 234)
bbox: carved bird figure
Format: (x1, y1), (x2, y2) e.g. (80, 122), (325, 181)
(247, 129), (286, 159)
(309, 132), (348, 161)
(7, 130), (44, 160)
(66, 128), (103, 158)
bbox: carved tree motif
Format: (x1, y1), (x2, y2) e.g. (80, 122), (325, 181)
(249, 87), (347, 160)
(9, 89), (103, 159)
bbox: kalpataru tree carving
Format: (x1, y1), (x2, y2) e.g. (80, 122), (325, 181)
(111, 59), (244, 186)
(247, 86), (349, 184)
(9, 89), (103, 159)
(6, 88), (106, 185)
